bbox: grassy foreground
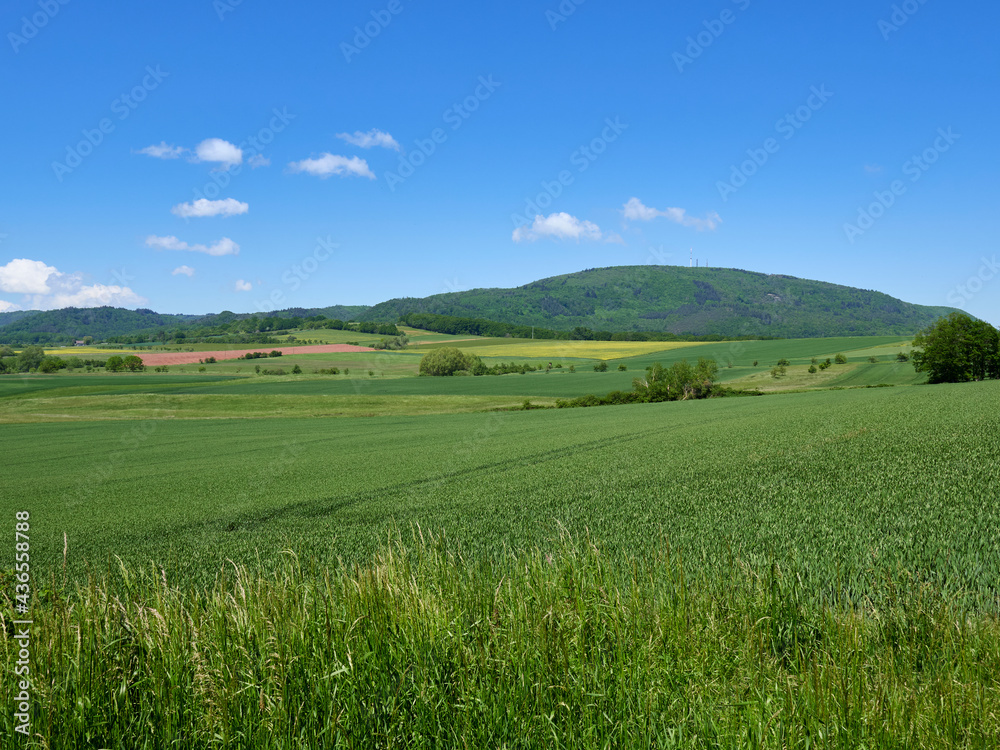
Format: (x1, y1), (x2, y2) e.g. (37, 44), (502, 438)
(2, 532), (997, 748)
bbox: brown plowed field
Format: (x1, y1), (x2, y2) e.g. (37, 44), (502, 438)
(137, 344), (376, 366)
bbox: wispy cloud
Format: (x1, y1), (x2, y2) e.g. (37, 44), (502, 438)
(136, 141), (185, 159)
(512, 212), (604, 243)
(336, 129), (401, 151)
(288, 153), (375, 179)
(623, 197), (721, 231)
(172, 265), (195, 277)
(146, 235), (240, 256)
(235, 279), (253, 291)
(171, 198), (249, 219)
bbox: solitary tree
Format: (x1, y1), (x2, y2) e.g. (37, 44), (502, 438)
(105, 355), (125, 372)
(123, 355), (145, 372)
(912, 312), (1000, 383)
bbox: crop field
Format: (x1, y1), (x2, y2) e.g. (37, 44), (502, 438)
(417, 338), (712, 359)
(5, 379), (998, 601)
(5, 332), (998, 747)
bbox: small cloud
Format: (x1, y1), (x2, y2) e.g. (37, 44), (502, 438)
(172, 265), (195, 277)
(512, 213), (603, 243)
(0, 258), (59, 294)
(194, 138), (243, 169)
(171, 198), (249, 219)
(235, 279), (253, 291)
(146, 235), (240, 256)
(288, 153), (375, 179)
(0, 299), (18, 312)
(136, 141), (185, 159)
(864, 164), (883, 174)
(604, 233), (626, 245)
(336, 129), (400, 151)
(248, 154), (270, 168)
(623, 198), (721, 231)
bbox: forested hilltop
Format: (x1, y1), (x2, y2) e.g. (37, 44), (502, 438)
(358, 266), (961, 338)
(0, 266), (964, 344)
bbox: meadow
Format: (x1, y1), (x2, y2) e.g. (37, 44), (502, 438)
(4, 331), (999, 747)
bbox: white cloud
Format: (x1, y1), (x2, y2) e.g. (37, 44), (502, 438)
(622, 198), (721, 231)
(248, 154), (270, 168)
(136, 141), (185, 159)
(288, 153), (374, 179)
(46, 283), (146, 309)
(171, 198), (249, 219)
(0, 258), (145, 310)
(336, 129), (400, 151)
(0, 258), (60, 294)
(194, 138), (243, 169)
(172, 265), (195, 277)
(235, 279), (253, 291)
(146, 235), (240, 256)
(512, 213), (603, 243)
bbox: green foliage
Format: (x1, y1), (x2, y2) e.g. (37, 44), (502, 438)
(123, 354), (144, 372)
(593, 361), (608, 372)
(5, 534), (998, 747)
(15, 345), (45, 372)
(369, 266), (962, 338)
(771, 365), (787, 378)
(104, 355), (125, 372)
(617, 364), (627, 371)
(808, 364), (818, 374)
(632, 358), (719, 401)
(912, 312), (1000, 383)
(834, 353), (848, 364)
(291, 364), (302, 374)
(38, 356), (67, 373)
(777, 358), (791, 366)
(419, 347), (478, 376)
(896, 351), (910, 362)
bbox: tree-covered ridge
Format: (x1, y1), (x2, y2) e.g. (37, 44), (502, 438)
(360, 266), (962, 338)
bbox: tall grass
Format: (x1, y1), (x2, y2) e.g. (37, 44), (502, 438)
(3, 531), (998, 748)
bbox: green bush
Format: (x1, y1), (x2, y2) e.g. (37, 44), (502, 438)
(834, 353), (848, 364)
(593, 361), (608, 372)
(419, 347), (480, 376)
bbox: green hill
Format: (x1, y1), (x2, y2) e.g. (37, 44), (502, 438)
(359, 266), (961, 338)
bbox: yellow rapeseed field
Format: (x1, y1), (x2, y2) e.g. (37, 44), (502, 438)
(457, 340), (710, 360)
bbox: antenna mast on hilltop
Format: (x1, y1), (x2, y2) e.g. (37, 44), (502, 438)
(689, 248), (693, 268)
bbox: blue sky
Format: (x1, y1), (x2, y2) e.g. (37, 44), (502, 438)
(2, 0), (998, 323)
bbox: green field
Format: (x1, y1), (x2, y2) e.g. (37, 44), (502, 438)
(4, 332), (998, 747)
(5, 379), (998, 601)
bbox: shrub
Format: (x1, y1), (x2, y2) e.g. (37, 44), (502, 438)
(618, 364), (627, 371)
(896, 352), (910, 363)
(771, 365), (787, 379)
(593, 361), (608, 372)
(292, 365), (302, 374)
(808, 365), (818, 374)
(777, 359), (791, 367)
(834, 353), (848, 364)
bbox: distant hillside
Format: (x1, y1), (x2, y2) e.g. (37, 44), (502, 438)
(0, 267), (962, 343)
(0, 307), (196, 345)
(0, 304), (372, 345)
(358, 266), (961, 338)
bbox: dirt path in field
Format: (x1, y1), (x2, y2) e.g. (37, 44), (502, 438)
(136, 344), (376, 366)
